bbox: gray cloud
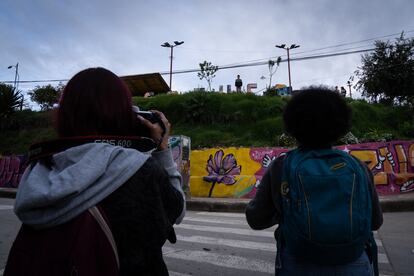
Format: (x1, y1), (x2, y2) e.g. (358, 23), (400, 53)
(1, 0), (413, 97)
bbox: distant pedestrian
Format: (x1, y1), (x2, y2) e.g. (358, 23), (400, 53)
(246, 86), (383, 276)
(235, 74), (243, 92)
(340, 86), (347, 97)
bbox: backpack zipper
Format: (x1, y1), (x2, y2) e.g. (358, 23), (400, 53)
(350, 173), (356, 240)
(298, 175), (311, 240)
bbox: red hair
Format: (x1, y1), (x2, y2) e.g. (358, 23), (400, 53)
(57, 67), (135, 137)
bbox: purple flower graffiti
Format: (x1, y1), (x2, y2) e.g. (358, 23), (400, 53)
(203, 149), (241, 197)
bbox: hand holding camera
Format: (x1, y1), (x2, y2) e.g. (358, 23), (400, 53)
(133, 106), (170, 150)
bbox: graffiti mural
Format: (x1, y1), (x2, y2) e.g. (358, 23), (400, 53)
(337, 141), (414, 195)
(203, 149), (241, 197)
(0, 155), (27, 188)
(190, 147), (261, 198)
(169, 135), (191, 197)
(190, 140), (414, 198)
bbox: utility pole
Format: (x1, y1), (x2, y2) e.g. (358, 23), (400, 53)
(275, 44), (300, 92)
(161, 41), (184, 91)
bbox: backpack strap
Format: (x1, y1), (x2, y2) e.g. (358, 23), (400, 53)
(274, 154), (287, 271)
(88, 206), (120, 270)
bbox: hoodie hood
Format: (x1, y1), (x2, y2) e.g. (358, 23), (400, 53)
(14, 143), (150, 228)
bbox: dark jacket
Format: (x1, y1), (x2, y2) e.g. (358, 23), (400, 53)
(102, 157), (184, 275)
(7, 144), (185, 276)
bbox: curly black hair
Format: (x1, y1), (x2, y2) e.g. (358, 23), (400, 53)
(283, 86), (352, 148)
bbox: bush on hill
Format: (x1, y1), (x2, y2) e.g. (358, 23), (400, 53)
(0, 93), (413, 154)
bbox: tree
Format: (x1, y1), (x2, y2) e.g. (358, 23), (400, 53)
(197, 61), (219, 92)
(28, 83), (63, 110)
(355, 32), (414, 106)
(267, 57), (282, 89)
(0, 83), (23, 118)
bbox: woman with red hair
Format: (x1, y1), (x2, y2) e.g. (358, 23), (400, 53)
(6, 67), (185, 276)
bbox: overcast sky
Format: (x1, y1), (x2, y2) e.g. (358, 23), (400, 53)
(1, 0), (413, 103)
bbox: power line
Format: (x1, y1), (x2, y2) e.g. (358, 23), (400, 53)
(0, 47), (379, 84)
(2, 38), (413, 84)
(157, 48), (376, 76)
(290, 30), (414, 56)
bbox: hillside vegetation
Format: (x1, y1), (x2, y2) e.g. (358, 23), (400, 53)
(1, 92), (413, 155)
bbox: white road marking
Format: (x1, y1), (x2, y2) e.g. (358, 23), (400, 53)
(375, 238), (383, 246)
(0, 268), (4, 276)
(184, 217), (248, 225)
(163, 247), (274, 274)
(378, 253), (389, 264)
(176, 223), (275, 238)
(196, 211), (246, 218)
(176, 234), (276, 252)
(169, 271), (192, 276)
(0, 205), (13, 210)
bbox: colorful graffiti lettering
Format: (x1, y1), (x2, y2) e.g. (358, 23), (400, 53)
(0, 155), (27, 188)
(338, 141), (414, 195)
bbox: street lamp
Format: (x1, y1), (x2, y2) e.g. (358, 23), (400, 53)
(275, 44), (300, 90)
(7, 62), (19, 91)
(161, 41), (184, 91)
(7, 62), (23, 110)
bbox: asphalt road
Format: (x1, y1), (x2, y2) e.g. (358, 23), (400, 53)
(0, 198), (413, 275)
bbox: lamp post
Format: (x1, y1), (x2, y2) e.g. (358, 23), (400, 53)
(275, 44), (300, 91)
(7, 62), (19, 91)
(161, 41), (184, 91)
(7, 62), (22, 110)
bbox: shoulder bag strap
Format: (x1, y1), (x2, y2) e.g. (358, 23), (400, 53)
(88, 206), (120, 270)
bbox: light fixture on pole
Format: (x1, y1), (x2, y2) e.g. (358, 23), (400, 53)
(161, 41), (184, 91)
(275, 44), (300, 91)
(7, 62), (22, 110)
(7, 62), (19, 91)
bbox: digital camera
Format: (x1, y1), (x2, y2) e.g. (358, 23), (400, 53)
(132, 106), (166, 139)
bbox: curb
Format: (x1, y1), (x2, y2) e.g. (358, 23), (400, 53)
(0, 188), (17, 199)
(2, 188), (414, 213)
(186, 198), (250, 213)
(186, 195), (414, 213)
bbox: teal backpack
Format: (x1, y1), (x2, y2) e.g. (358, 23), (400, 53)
(279, 147), (372, 265)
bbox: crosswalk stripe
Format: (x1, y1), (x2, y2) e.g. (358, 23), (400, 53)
(378, 253), (389, 264)
(184, 217), (248, 225)
(197, 211), (246, 218)
(176, 223), (275, 238)
(163, 247), (274, 274)
(176, 235), (276, 252)
(0, 205), (13, 210)
(169, 271), (192, 276)
(375, 238), (382, 246)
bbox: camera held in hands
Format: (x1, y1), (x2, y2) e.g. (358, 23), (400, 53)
(132, 106), (166, 140)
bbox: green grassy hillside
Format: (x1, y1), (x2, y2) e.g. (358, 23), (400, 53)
(1, 93), (413, 154)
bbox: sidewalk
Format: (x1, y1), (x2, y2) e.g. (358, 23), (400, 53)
(2, 187), (414, 213)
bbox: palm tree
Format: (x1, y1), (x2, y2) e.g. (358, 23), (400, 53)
(0, 83), (23, 118)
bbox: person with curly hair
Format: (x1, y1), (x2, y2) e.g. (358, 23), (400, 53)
(246, 86), (383, 276)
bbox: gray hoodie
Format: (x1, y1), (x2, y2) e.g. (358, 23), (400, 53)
(14, 143), (185, 228)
